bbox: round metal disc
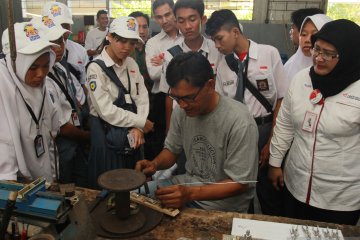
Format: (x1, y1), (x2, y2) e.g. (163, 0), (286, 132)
(100, 211), (146, 234)
(98, 169), (146, 192)
(92, 197), (163, 239)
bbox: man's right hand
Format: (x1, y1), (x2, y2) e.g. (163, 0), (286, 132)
(150, 53), (165, 66)
(268, 166), (284, 191)
(135, 160), (157, 177)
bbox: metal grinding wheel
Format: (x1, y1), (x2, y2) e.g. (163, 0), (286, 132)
(94, 169), (163, 238)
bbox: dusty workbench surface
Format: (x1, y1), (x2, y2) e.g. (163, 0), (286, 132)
(77, 187), (360, 240)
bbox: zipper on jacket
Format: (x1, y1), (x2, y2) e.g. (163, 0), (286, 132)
(305, 102), (325, 204)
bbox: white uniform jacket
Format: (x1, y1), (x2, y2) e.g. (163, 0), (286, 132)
(86, 48), (149, 129)
(216, 40), (288, 118)
(0, 59), (70, 181)
(159, 37), (221, 94)
(65, 40), (88, 106)
(145, 30), (183, 93)
(269, 67), (360, 211)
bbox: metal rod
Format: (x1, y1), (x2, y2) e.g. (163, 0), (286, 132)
(6, 0), (17, 73)
(115, 191), (130, 220)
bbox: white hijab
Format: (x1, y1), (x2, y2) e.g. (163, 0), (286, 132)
(284, 14), (332, 83)
(3, 49), (59, 181)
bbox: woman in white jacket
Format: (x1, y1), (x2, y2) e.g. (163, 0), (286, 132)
(269, 19), (360, 225)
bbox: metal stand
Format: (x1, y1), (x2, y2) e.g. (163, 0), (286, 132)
(94, 169), (163, 238)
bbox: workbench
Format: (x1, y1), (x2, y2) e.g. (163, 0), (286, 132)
(79, 188), (360, 240)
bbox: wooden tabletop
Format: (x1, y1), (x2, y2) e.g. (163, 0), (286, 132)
(78, 187), (360, 240)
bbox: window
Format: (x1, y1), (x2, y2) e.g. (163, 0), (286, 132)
(327, 0), (360, 24)
(204, 0), (253, 20)
(109, 0), (152, 17)
(22, 0), (253, 20)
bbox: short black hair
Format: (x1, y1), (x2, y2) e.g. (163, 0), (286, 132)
(205, 9), (240, 37)
(166, 52), (214, 88)
(129, 11), (150, 26)
(96, 9), (108, 19)
(291, 8), (324, 30)
(174, 0), (204, 17)
(152, 0), (174, 13)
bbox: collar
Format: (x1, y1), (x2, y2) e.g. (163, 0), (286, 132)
(181, 36), (209, 54)
(97, 27), (109, 32)
(158, 29), (182, 40)
(100, 47), (126, 70)
(248, 39), (258, 60)
(233, 40), (257, 61)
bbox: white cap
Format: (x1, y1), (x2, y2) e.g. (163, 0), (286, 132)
(109, 17), (143, 43)
(31, 16), (69, 41)
(41, 2), (73, 25)
(2, 22), (56, 55)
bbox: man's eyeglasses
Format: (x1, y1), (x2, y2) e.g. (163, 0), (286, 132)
(167, 86), (203, 104)
(310, 47), (339, 61)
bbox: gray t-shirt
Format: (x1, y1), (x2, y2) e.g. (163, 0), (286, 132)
(165, 95), (258, 212)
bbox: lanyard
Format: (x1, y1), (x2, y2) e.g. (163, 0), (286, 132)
(53, 65), (69, 92)
(18, 89), (46, 132)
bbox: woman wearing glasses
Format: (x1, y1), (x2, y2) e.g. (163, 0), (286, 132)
(269, 19), (360, 225)
(284, 14), (332, 85)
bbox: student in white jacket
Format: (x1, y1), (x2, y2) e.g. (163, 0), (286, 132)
(269, 19), (360, 225)
(284, 14), (332, 85)
(0, 22), (68, 182)
(86, 17), (152, 189)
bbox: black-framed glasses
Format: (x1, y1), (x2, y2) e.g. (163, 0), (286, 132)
(167, 86), (204, 104)
(310, 47), (339, 61)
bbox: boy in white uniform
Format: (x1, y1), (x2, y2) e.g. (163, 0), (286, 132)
(206, 9), (287, 216)
(159, 0), (221, 132)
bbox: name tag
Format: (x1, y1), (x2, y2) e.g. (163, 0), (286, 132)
(34, 135), (45, 158)
(256, 79), (269, 91)
(302, 111), (318, 133)
(71, 111), (81, 127)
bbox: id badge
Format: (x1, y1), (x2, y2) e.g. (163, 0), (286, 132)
(71, 111), (81, 127)
(125, 94), (132, 104)
(302, 111), (318, 133)
(34, 135), (45, 158)
(127, 132), (135, 148)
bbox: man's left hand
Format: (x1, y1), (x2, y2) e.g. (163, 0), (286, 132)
(155, 185), (190, 209)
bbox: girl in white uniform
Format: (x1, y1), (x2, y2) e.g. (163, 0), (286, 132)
(284, 14), (332, 85)
(0, 22), (69, 182)
(86, 17), (152, 189)
(32, 16), (91, 186)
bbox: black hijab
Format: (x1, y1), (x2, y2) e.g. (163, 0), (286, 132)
(309, 19), (360, 98)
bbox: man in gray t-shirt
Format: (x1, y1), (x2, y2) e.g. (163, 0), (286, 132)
(136, 52), (258, 212)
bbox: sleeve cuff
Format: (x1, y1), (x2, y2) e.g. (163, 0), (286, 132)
(134, 116), (146, 129)
(269, 157), (283, 168)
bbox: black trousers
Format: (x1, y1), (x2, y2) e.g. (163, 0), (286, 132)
(283, 185), (360, 225)
(144, 92), (166, 160)
(255, 122), (285, 216)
